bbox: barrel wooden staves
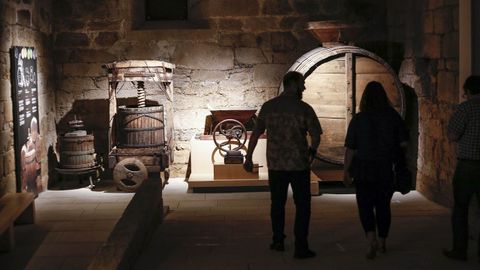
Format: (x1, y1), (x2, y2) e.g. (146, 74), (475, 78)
(283, 45), (405, 165)
(60, 134), (96, 169)
(117, 105), (165, 148)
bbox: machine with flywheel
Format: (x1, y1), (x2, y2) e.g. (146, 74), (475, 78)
(187, 109), (268, 191)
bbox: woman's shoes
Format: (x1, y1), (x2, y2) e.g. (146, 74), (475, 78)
(269, 242), (285, 251)
(378, 238), (386, 253)
(366, 240), (378, 259)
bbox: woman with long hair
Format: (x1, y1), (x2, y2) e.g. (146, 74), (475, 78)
(343, 81), (409, 259)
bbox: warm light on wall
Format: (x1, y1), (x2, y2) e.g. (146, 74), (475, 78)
(459, 0), (471, 102)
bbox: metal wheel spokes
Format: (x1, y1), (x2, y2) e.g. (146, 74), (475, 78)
(213, 119), (247, 153)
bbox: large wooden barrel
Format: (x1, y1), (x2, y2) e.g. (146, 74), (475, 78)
(117, 105), (165, 148)
(284, 45), (405, 164)
(60, 134), (96, 169)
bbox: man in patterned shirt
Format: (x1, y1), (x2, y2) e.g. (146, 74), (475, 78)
(444, 75), (480, 262)
(244, 71), (322, 259)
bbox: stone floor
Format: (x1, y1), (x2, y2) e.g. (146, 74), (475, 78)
(0, 180), (134, 270)
(1, 178), (479, 270)
(136, 179), (479, 270)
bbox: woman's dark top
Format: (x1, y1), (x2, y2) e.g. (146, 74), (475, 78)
(345, 108), (408, 185)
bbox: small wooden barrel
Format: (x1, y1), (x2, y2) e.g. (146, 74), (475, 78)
(117, 106), (165, 148)
(60, 134), (96, 169)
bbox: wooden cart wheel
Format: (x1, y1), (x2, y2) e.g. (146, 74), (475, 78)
(113, 158), (148, 192)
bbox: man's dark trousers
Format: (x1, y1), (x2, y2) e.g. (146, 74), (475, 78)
(451, 159), (480, 256)
(268, 170), (311, 250)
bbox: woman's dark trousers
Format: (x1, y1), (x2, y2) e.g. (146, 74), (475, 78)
(356, 183), (394, 238)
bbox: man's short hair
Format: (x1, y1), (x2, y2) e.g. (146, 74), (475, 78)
(283, 71), (304, 92)
(464, 75), (480, 95)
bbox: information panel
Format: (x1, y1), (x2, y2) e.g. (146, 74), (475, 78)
(10, 46), (42, 195)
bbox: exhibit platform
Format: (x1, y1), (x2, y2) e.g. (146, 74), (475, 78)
(188, 136), (320, 195)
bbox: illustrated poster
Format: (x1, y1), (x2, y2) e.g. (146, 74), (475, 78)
(10, 46), (42, 195)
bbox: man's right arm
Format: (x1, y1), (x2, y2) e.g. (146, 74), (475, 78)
(244, 110), (266, 172)
(244, 130), (260, 171)
(447, 105), (466, 142)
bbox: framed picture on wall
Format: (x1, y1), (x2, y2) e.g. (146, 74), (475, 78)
(10, 46), (43, 196)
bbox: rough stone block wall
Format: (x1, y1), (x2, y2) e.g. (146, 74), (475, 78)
(0, 0), (55, 195)
(52, 0), (387, 177)
(388, 0), (459, 206)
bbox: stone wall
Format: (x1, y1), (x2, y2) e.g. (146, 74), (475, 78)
(51, 0), (387, 177)
(0, 0), (56, 195)
(386, 0), (459, 206)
